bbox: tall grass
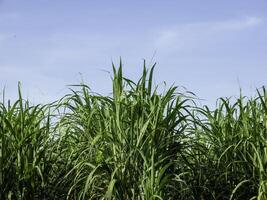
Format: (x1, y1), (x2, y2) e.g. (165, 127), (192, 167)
(0, 61), (266, 199)
(189, 90), (267, 199)
(0, 84), (55, 199)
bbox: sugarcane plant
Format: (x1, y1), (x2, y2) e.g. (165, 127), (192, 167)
(0, 61), (266, 199)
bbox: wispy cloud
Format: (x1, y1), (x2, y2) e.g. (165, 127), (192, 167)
(212, 16), (263, 31)
(154, 16), (263, 50)
(0, 12), (19, 21)
(0, 33), (9, 45)
(0, 34), (7, 41)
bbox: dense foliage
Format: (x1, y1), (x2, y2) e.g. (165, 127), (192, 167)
(0, 62), (266, 199)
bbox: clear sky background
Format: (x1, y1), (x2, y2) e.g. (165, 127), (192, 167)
(0, 0), (267, 106)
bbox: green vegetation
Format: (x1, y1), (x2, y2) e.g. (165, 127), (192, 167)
(0, 61), (266, 199)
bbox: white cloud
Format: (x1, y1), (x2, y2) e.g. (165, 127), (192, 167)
(214, 16), (263, 31)
(154, 16), (263, 49)
(0, 12), (19, 21)
(0, 34), (7, 42)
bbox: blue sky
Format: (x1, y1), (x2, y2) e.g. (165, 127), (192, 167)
(0, 0), (267, 106)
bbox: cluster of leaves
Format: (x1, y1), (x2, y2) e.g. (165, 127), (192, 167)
(0, 62), (266, 199)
